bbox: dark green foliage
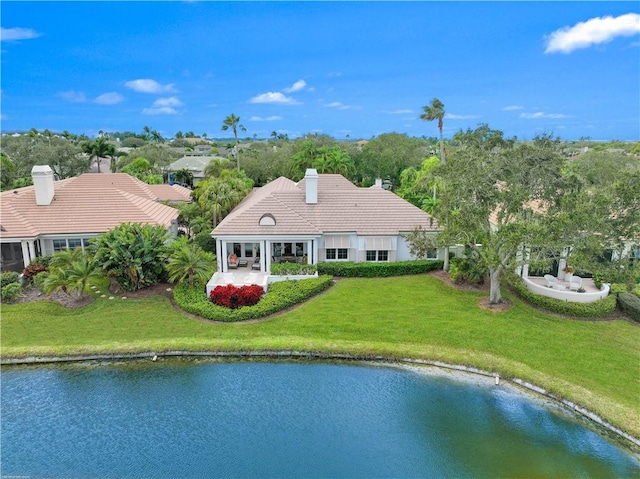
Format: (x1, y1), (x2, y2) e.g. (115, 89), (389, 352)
(1, 282), (22, 303)
(1, 271), (20, 288)
(509, 277), (617, 318)
(617, 293), (640, 322)
(448, 255), (487, 285)
(173, 275), (334, 321)
(317, 260), (443, 278)
(270, 262), (317, 275)
(193, 231), (217, 253)
(91, 223), (169, 291)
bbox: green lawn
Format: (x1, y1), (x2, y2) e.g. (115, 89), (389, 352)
(2, 275), (639, 439)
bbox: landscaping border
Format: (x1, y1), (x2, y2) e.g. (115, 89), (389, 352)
(3, 350), (638, 451)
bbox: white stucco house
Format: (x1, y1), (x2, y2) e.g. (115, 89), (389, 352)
(210, 168), (441, 278)
(0, 165), (191, 272)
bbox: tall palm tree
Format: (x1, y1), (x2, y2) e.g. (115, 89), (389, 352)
(221, 113), (246, 170)
(420, 98), (446, 164)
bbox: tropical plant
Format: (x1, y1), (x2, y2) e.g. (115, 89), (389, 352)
(420, 98), (446, 163)
(221, 113), (246, 170)
(166, 240), (215, 288)
(82, 137), (115, 173)
(44, 254), (101, 298)
(90, 223), (169, 291)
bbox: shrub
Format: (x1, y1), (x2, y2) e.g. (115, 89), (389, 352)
(174, 275), (334, 321)
(448, 257), (486, 285)
(0, 271), (20, 288)
(22, 263), (48, 282)
(1, 282), (22, 303)
(317, 260), (443, 278)
(209, 284), (264, 309)
(271, 262), (317, 276)
(509, 277), (617, 318)
(618, 293), (640, 322)
(31, 271), (49, 291)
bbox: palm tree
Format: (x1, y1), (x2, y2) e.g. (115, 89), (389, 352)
(82, 137), (113, 173)
(221, 113), (246, 170)
(420, 98), (446, 164)
(166, 242), (215, 288)
(44, 253), (101, 299)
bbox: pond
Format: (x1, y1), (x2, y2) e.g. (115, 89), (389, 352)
(1, 360), (638, 478)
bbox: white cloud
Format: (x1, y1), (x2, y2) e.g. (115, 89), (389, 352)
(520, 112), (570, 119)
(283, 79), (307, 93)
(545, 13), (640, 54)
(152, 96), (183, 107)
(1, 27), (42, 42)
(323, 101), (359, 110)
(502, 105), (524, 111)
(249, 92), (299, 104)
(57, 91), (87, 103)
(250, 115), (283, 121)
(383, 109), (413, 114)
(94, 92), (124, 105)
(142, 106), (179, 115)
(446, 113), (480, 120)
(125, 79), (177, 94)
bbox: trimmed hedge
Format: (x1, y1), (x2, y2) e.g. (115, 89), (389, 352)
(509, 277), (617, 318)
(617, 293), (640, 322)
(317, 260), (443, 278)
(173, 275), (334, 322)
(271, 262), (317, 276)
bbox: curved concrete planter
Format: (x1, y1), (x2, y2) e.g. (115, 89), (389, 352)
(523, 277), (610, 303)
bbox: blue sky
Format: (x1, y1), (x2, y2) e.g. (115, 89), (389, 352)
(1, 2), (639, 141)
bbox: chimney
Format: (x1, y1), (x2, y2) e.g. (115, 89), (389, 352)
(374, 178), (383, 187)
(31, 165), (55, 206)
(305, 168), (318, 204)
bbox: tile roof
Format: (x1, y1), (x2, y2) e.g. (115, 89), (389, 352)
(213, 173), (439, 237)
(0, 173), (181, 240)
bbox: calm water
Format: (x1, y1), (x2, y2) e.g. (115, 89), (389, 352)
(1, 360), (638, 479)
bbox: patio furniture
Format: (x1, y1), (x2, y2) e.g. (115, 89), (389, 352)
(228, 254), (238, 269)
(238, 259), (248, 267)
(544, 274), (559, 288)
(569, 276), (582, 291)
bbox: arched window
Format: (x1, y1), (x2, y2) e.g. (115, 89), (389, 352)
(259, 213), (276, 226)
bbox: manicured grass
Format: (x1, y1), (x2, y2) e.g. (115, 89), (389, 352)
(2, 275), (639, 439)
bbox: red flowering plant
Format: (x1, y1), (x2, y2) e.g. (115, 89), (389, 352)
(209, 284), (264, 309)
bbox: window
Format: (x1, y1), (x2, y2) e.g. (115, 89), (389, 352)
(295, 243), (304, 257)
(67, 238), (83, 249)
(82, 238), (92, 248)
(244, 243), (253, 258)
(52, 239), (67, 252)
(366, 250), (389, 262)
(426, 248), (438, 259)
(326, 248), (348, 261)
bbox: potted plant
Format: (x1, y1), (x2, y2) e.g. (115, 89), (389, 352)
(562, 265), (575, 280)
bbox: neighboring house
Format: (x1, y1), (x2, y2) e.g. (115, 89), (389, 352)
(0, 166), (190, 272)
(211, 168), (440, 274)
(166, 155), (226, 186)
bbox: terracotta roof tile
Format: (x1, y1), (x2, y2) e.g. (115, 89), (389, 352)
(0, 173), (180, 240)
(213, 174), (438, 237)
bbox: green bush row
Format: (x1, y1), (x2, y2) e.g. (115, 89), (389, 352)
(1, 282), (22, 303)
(617, 293), (640, 322)
(1, 271), (21, 288)
(317, 260), (443, 277)
(509, 277), (617, 318)
(270, 262), (317, 276)
(173, 275), (334, 322)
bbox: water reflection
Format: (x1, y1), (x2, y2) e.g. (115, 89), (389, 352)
(1, 360), (638, 479)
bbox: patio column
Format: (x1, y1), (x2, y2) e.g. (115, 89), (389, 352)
(521, 247), (530, 278)
(20, 240), (32, 268)
(220, 241), (229, 272)
(265, 240), (272, 273)
(312, 239), (319, 265)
